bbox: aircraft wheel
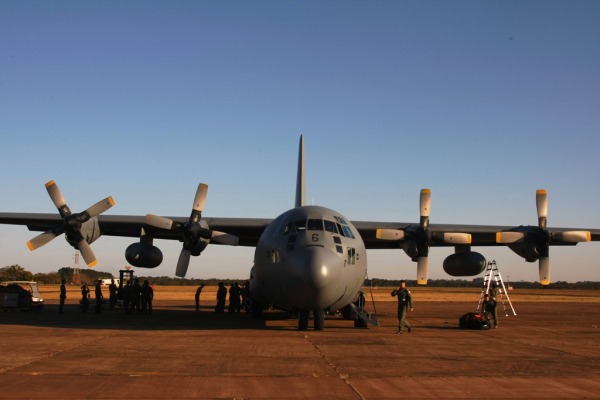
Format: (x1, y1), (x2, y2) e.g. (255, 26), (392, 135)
(314, 309), (324, 330)
(298, 310), (309, 330)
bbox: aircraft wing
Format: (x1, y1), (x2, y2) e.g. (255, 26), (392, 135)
(0, 213), (272, 247)
(352, 221), (600, 249)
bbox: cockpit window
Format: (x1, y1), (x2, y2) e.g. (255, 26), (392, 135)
(307, 219), (323, 231)
(294, 219), (306, 231)
(324, 220), (338, 234)
(335, 216), (355, 239)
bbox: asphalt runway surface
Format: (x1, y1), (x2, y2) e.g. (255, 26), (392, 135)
(1, 299), (599, 399)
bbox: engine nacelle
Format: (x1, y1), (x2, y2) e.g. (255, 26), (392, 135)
(443, 251), (487, 277)
(507, 243), (538, 262)
(125, 242), (163, 268)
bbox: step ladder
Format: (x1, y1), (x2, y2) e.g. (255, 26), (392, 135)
(477, 260), (516, 316)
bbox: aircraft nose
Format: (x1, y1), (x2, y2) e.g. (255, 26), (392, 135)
(296, 245), (343, 289)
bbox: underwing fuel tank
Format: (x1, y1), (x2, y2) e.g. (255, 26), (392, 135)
(443, 251), (487, 277)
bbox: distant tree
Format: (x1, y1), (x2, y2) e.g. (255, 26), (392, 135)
(0, 265), (34, 281)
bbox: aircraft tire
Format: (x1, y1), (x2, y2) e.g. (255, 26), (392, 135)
(314, 309), (324, 330)
(298, 310), (309, 330)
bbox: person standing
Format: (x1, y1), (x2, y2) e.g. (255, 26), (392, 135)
(391, 281), (413, 334)
(215, 282), (226, 313)
(81, 284), (90, 313)
(482, 293), (498, 328)
(195, 284), (205, 312)
(141, 280), (154, 314)
(94, 280), (103, 313)
(108, 279), (118, 310)
(59, 279), (67, 313)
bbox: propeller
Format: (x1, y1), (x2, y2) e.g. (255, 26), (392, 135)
(145, 183), (239, 278)
(26, 180), (115, 267)
(376, 189), (471, 285)
(496, 189), (591, 285)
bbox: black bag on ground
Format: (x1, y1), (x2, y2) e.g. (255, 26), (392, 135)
(459, 312), (490, 330)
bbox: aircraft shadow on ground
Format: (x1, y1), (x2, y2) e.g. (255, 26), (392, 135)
(0, 305), (302, 331)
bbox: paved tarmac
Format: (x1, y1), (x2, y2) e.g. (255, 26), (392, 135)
(1, 299), (599, 399)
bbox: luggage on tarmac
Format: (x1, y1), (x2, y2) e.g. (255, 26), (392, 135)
(459, 312), (490, 330)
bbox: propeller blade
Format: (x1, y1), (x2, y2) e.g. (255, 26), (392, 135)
(539, 256), (550, 285)
(175, 249), (192, 278)
(441, 232), (471, 244)
(192, 184), (209, 212)
(45, 180), (67, 211)
(146, 214), (176, 230)
(419, 188), (431, 228)
(496, 231), (526, 244)
(86, 196), (115, 218)
(376, 229), (405, 241)
(536, 189), (548, 229)
(211, 231), (239, 246)
(78, 239), (97, 267)
(27, 231), (58, 250)
(552, 231), (591, 243)
(417, 256), (429, 285)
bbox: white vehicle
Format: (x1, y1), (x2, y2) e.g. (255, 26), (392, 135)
(0, 281), (44, 310)
(99, 278), (120, 287)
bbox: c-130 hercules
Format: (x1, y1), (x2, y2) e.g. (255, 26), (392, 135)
(1, 136), (599, 330)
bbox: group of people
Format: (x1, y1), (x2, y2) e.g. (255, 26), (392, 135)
(195, 282), (249, 314)
(59, 278), (154, 314)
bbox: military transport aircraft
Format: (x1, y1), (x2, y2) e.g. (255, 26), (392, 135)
(1, 136), (599, 330)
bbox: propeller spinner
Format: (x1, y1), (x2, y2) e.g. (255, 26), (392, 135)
(27, 180), (115, 267)
(145, 183), (238, 278)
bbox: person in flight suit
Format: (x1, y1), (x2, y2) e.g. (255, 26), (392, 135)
(59, 279), (67, 313)
(482, 293), (498, 328)
(391, 280), (413, 334)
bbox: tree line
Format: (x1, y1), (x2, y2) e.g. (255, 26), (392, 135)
(1, 264), (599, 290)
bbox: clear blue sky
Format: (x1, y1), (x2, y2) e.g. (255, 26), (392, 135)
(1, 1), (599, 282)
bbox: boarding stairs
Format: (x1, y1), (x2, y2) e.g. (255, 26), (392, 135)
(476, 260), (516, 316)
(348, 302), (380, 327)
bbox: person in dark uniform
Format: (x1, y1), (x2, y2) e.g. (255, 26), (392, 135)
(59, 279), (67, 313)
(482, 293), (498, 328)
(195, 284), (205, 312)
(141, 280), (153, 314)
(228, 283), (241, 313)
(81, 284), (90, 312)
(215, 282), (226, 313)
(123, 281), (131, 314)
(489, 282), (499, 302)
(131, 278), (142, 315)
(108, 279), (118, 310)
(391, 281), (413, 334)
(94, 280), (103, 313)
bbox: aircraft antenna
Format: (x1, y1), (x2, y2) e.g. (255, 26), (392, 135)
(72, 251), (80, 285)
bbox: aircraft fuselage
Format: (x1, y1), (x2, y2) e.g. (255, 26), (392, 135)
(250, 205), (367, 313)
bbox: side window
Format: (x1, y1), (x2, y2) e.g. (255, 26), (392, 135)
(347, 247), (356, 265)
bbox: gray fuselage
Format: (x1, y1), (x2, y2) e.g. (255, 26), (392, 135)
(250, 205), (367, 312)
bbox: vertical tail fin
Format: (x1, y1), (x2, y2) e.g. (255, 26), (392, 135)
(295, 135), (306, 208)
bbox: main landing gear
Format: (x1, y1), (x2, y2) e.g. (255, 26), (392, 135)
(298, 309), (325, 331)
